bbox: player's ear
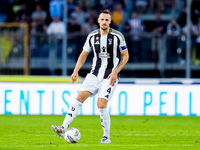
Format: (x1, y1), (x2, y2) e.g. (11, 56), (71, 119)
(107, 19), (111, 25)
(98, 17), (100, 24)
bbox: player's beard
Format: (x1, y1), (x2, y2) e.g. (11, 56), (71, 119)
(100, 24), (108, 31)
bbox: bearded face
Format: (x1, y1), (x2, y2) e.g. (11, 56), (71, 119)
(98, 13), (111, 31)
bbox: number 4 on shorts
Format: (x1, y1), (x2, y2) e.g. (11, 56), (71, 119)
(104, 87), (111, 98)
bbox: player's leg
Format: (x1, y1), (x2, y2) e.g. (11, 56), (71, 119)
(62, 91), (92, 129)
(52, 73), (98, 137)
(51, 91), (91, 137)
(98, 78), (118, 143)
(97, 98), (111, 143)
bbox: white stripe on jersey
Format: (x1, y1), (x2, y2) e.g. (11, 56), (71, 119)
(112, 36), (119, 72)
(91, 36), (97, 72)
(98, 35), (108, 79)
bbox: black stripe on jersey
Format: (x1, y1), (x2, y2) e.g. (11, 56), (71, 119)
(89, 36), (92, 47)
(111, 28), (125, 41)
(104, 33), (114, 78)
(116, 35), (121, 59)
(89, 29), (99, 47)
(116, 35), (121, 78)
(92, 33), (101, 76)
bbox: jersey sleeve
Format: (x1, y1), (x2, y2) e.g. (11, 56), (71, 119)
(119, 34), (127, 51)
(83, 34), (92, 52)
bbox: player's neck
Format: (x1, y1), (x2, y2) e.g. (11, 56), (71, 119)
(100, 27), (110, 35)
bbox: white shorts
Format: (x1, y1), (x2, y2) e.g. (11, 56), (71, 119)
(79, 73), (118, 101)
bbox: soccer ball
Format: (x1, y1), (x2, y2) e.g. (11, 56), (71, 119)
(64, 128), (81, 143)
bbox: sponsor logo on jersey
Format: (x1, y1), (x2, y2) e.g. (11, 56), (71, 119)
(101, 46), (106, 52)
(99, 53), (110, 58)
(99, 46), (110, 58)
(95, 41), (100, 45)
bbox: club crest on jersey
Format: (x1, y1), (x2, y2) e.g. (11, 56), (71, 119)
(96, 37), (99, 40)
(108, 38), (112, 45)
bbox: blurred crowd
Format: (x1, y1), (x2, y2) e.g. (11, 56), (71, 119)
(0, 0), (199, 33)
(1, 0), (200, 64)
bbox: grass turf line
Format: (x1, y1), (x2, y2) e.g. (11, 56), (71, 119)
(0, 115), (199, 150)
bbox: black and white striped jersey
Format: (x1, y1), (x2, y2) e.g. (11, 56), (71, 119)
(83, 28), (127, 79)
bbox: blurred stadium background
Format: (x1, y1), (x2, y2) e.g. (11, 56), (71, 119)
(0, 0), (200, 78)
(1, 0), (200, 116)
(1, 1), (200, 149)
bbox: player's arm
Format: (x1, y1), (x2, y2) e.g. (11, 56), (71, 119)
(71, 50), (89, 84)
(107, 49), (129, 86)
(115, 49), (129, 74)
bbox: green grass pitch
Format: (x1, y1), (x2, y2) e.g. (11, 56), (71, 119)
(0, 115), (199, 150)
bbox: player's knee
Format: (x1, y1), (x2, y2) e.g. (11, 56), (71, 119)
(97, 103), (105, 108)
(97, 98), (108, 108)
(76, 95), (85, 103)
(76, 91), (91, 103)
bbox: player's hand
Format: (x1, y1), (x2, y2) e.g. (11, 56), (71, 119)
(71, 72), (78, 84)
(107, 72), (117, 86)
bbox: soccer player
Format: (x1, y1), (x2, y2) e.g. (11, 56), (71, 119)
(51, 9), (129, 143)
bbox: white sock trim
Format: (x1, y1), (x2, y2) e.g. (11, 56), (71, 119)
(98, 108), (108, 114)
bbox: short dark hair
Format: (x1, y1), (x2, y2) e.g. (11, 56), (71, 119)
(99, 9), (112, 18)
